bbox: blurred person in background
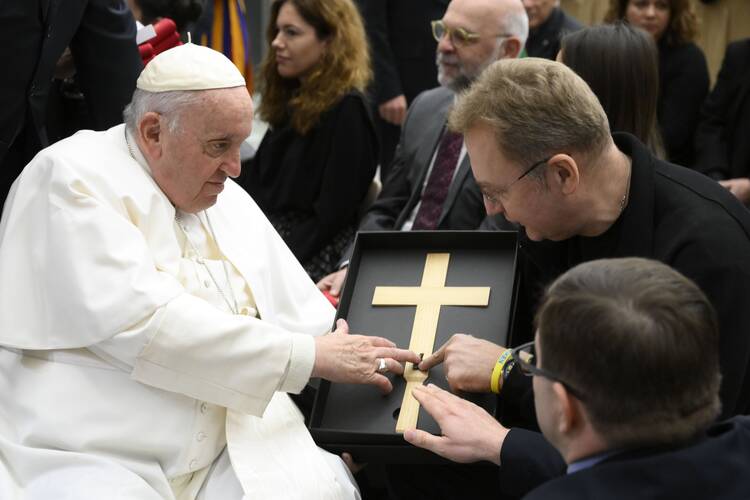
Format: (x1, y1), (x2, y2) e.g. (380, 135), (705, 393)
(522, 0), (582, 60)
(694, 38), (750, 206)
(0, 0), (141, 213)
(605, 0), (709, 166)
(354, 0), (449, 180)
(238, 0), (378, 283)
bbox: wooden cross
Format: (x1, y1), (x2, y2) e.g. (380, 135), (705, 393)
(371, 253), (490, 432)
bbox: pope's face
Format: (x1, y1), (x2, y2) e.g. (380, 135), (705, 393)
(151, 87), (253, 213)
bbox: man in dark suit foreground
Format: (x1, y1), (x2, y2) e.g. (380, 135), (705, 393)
(407, 257), (750, 499)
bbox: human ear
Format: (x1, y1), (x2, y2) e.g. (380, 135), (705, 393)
(138, 112), (164, 160)
(547, 153), (579, 196)
(503, 38), (523, 59)
(553, 381), (579, 435)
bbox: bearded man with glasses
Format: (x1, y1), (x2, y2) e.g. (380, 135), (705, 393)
(317, 0), (528, 304)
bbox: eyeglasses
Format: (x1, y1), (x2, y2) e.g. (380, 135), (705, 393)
(431, 20), (512, 47)
(512, 156), (549, 186)
(482, 157), (549, 205)
(511, 341), (586, 401)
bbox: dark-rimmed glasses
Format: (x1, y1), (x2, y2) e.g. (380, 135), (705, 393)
(482, 157), (549, 205)
(511, 341), (586, 401)
(512, 156), (550, 187)
(431, 20), (512, 48)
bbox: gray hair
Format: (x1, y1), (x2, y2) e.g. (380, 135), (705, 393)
(122, 89), (204, 134)
(499, 1), (529, 50)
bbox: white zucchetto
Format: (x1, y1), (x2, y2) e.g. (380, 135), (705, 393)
(137, 43), (245, 92)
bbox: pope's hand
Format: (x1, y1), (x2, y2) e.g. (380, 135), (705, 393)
(403, 384), (508, 464)
(419, 334), (506, 393)
(312, 319), (422, 393)
(316, 268), (348, 297)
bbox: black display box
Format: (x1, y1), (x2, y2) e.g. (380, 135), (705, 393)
(309, 231), (520, 463)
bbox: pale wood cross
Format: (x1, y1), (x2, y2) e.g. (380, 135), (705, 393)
(371, 252), (491, 432)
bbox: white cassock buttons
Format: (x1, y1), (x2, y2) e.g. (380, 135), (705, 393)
(189, 459), (198, 470)
(200, 402), (208, 413)
(196, 431), (206, 442)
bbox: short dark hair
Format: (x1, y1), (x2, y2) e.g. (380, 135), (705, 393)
(535, 258), (721, 448)
(561, 23), (665, 158)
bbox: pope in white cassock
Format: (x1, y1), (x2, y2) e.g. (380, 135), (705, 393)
(0, 44), (420, 500)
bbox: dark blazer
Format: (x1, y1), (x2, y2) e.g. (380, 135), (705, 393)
(0, 0), (141, 210)
(694, 38), (750, 180)
(355, 0), (448, 106)
(524, 417), (750, 500)
(344, 86), (488, 265)
(496, 133), (750, 498)
(354, 0), (448, 177)
(525, 7), (583, 60)
(658, 40), (710, 166)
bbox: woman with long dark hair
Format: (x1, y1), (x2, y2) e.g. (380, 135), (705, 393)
(560, 22), (666, 158)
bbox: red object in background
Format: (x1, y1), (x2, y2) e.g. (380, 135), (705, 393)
(138, 43), (154, 65)
(322, 290), (339, 308)
(152, 31), (181, 56)
(138, 18), (182, 66)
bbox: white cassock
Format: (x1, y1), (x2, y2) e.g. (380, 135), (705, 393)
(0, 124), (359, 500)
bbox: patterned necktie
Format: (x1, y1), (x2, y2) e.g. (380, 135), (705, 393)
(413, 130), (463, 230)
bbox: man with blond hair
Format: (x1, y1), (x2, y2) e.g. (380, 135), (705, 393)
(415, 57), (750, 497)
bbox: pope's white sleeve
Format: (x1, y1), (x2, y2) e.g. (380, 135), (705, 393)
(89, 293), (316, 417)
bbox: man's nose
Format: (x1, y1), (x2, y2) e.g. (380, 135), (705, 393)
(437, 31), (454, 53)
(484, 198), (504, 216)
(222, 152), (242, 179)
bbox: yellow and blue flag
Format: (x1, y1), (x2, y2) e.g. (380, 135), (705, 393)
(194, 0), (254, 93)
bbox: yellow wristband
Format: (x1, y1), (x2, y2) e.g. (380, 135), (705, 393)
(490, 349), (513, 394)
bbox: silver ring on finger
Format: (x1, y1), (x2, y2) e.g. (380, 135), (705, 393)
(376, 357), (388, 373)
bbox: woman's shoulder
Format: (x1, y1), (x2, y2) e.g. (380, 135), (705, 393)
(660, 40), (708, 80)
(663, 40), (706, 63)
(332, 89), (369, 110)
(325, 89), (375, 124)
(724, 38), (750, 64)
